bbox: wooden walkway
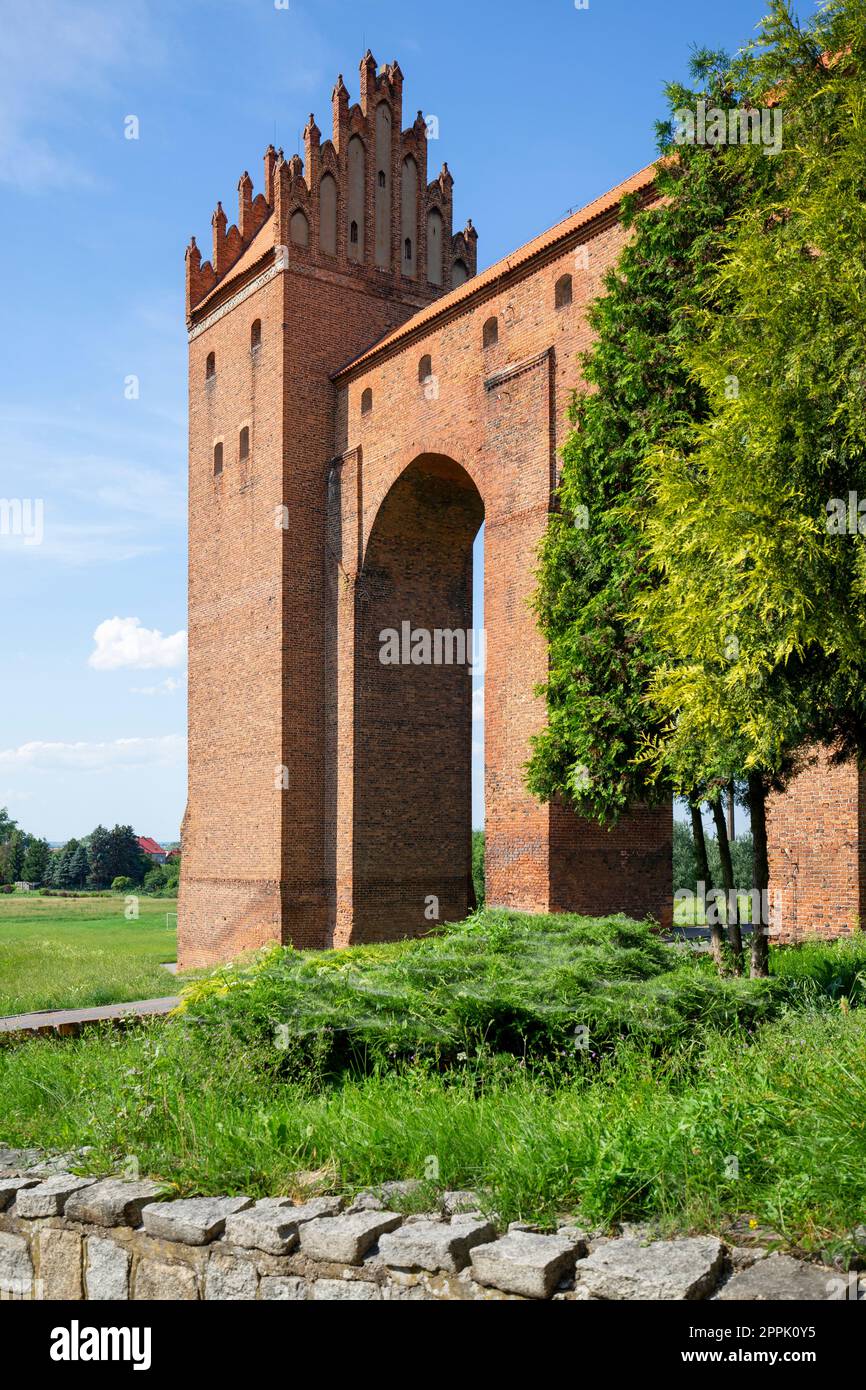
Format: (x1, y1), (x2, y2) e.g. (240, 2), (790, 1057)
(0, 996), (180, 1037)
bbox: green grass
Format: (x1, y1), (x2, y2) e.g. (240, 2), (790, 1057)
(673, 891), (759, 925)
(178, 909), (782, 1074)
(2, 908), (865, 1254)
(0, 894), (179, 1015)
(0, 1006), (864, 1254)
(471, 829), (485, 907)
(769, 934), (866, 1003)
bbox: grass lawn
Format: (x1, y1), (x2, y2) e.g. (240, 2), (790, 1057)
(2, 908), (865, 1255)
(673, 892), (758, 926)
(0, 894), (179, 1016)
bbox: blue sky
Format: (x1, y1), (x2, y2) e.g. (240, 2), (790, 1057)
(0, 0), (802, 842)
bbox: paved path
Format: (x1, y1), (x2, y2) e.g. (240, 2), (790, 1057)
(0, 996), (180, 1036)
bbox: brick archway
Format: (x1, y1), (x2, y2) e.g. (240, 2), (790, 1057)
(178, 52), (674, 967)
(345, 453), (483, 944)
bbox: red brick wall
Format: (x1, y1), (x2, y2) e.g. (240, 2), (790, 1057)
(180, 263), (287, 968)
(330, 213), (672, 941)
(180, 56), (673, 966)
(767, 749), (864, 942)
(180, 60), (449, 966)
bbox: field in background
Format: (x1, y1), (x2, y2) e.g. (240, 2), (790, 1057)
(0, 894), (178, 1015)
(673, 892), (757, 926)
(2, 911), (865, 1249)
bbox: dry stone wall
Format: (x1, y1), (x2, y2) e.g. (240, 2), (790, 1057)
(0, 1149), (853, 1302)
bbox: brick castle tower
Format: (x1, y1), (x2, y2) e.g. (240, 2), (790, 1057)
(179, 53), (676, 968)
(179, 55), (480, 964)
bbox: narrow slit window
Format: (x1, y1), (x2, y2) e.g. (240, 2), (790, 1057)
(418, 354), (432, 383)
(483, 316), (498, 349)
(361, 388), (373, 415)
(555, 274), (573, 309)
(239, 426), (250, 460)
(213, 442), (223, 476)
(250, 319), (262, 351)
(205, 352), (216, 381)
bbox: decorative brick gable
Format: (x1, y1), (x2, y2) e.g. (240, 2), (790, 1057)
(178, 54), (672, 966)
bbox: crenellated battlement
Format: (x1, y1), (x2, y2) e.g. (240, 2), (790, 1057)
(185, 52), (477, 321)
(185, 143), (274, 316)
(181, 55), (672, 968)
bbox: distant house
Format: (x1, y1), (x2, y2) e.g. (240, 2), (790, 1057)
(166, 849), (181, 863)
(137, 837), (167, 865)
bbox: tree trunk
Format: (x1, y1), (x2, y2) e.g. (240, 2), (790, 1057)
(748, 772), (770, 978)
(712, 796), (743, 974)
(689, 798), (723, 968)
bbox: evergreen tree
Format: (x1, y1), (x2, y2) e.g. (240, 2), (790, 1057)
(638, 0), (866, 974)
(0, 808), (18, 884)
(527, 52), (772, 824)
(42, 849), (59, 889)
(107, 825), (148, 884)
(67, 842), (91, 890)
(86, 825), (112, 888)
(7, 830), (25, 883)
(53, 842), (73, 889)
(21, 838), (51, 885)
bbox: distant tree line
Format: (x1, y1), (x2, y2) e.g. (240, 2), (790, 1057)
(673, 820), (754, 896)
(0, 808), (179, 894)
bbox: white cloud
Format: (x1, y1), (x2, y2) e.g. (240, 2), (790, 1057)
(0, 735), (185, 772)
(89, 617), (187, 671)
(131, 675), (184, 697)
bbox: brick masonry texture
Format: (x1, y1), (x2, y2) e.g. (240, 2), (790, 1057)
(0, 1153), (849, 1303)
(766, 748), (866, 942)
(180, 51), (850, 967)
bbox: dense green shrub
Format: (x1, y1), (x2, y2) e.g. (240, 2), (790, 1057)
(471, 831), (485, 907)
(141, 862), (179, 896)
(2, 1002), (865, 1248)
(770, 936), (866, 1007)
(2, 915), (865, 1244)
(179, 910), (783, 1080)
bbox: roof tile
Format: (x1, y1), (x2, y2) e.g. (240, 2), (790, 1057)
(332, 161), (659, 378)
